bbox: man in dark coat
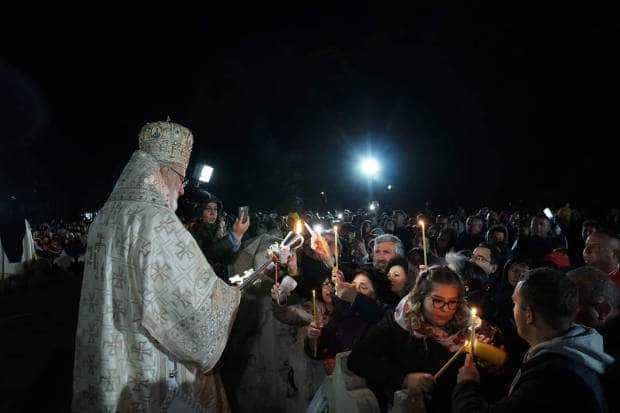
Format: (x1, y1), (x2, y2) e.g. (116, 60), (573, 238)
(453, 268), (613, 412)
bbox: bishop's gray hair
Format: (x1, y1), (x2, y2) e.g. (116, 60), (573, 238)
(373, 234), (405, 257)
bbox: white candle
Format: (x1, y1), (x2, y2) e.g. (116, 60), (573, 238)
(434, 341), (468, 380)
(419, 220), (428, 267)
(333, 225), (339, 270)
(312, 289), (317, 323)
(312, 289), (318, 357)
(470, 308), (477, 358)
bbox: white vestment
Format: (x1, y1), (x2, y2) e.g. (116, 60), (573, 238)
(72, 150), (241, 412)
(1, 219), (36, 277)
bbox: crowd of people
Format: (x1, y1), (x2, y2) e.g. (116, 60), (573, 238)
(6, 120), (617, 412)
(0, 218), (89, 294)
(3, 189), (619, 411)
(4, 196), (620, 411)
(175, 194), (619, 412)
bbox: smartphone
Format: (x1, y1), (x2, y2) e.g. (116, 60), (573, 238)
(239, 206), (250, 223)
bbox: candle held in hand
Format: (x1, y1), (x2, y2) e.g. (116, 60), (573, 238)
(470, 308), (477, 358)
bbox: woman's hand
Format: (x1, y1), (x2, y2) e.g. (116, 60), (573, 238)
(270, 283), (281, 302)
(307, 321), (322, 340)
(403, 372), (435, 395)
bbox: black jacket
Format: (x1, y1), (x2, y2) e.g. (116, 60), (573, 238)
(190, 221), (237, 279)
(455, 232), (485, 252)
(453, 350), (607, 412)
(311, 295), (381, 359)
(347, 312), (461, 412)
(510, 235), (563, 267)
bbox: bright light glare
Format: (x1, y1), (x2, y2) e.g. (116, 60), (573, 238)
(295, 220), (303, 234)
(313, 224), (324, 234)
(199, 165), (214, 183)
(337, 213), (343, 219)
(369, 203), (376, 211)
(359, 157), (380, 177)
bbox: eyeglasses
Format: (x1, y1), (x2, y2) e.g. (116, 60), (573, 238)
(428, 296), (461, 311)
(169, 167), (188, 189)
(473, 255), (491, 265)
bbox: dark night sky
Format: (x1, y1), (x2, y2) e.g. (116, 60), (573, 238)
(1, 5), (618, 216)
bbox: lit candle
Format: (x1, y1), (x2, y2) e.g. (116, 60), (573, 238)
(312, 289), (317, 323)
(470, 308), (477, 359)
(333, 225), (339, 271)
(312, 289), (318, 357)
(274, 259), (279, 305)
(304, 221), (334, 267)
(419, 220), (428, 267)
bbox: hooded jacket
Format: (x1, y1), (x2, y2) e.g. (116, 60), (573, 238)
(453, 324), (614, 412)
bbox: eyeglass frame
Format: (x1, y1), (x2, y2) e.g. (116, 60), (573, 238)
(167, 166), (189, 189)
(426, 295), (461, 311)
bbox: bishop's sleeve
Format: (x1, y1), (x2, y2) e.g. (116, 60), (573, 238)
(129, 208), (241, 373)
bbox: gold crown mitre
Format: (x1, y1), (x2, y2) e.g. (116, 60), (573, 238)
(138, 120), (194, 176)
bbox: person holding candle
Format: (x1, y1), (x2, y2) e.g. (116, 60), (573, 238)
(305, 278), (336, 360)
(371, 234), (406, 274)
(381, 256), (415, 308)
(303, 269), (382, 374)
(453, 268), (613, 412)
(348, 266), (503, 412)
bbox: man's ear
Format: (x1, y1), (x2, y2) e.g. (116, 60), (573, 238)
(525, 306), (535, 325)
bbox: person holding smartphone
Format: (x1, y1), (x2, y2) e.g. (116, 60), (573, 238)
(189, 193), (251, 280)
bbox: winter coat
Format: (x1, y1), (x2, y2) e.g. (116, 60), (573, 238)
(453, 324), (614, 412)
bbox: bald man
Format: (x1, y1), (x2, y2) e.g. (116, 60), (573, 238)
(583, 229), (620, 289)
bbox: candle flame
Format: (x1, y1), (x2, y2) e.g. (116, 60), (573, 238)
(418, 220), (425, 228)
(295, 220), (303, 234)
(471, 307), (477, 316)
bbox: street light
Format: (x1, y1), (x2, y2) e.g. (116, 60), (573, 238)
(359, 157), (380, 178)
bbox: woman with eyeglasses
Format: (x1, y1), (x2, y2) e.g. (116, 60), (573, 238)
(348, 266), (503, 413)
